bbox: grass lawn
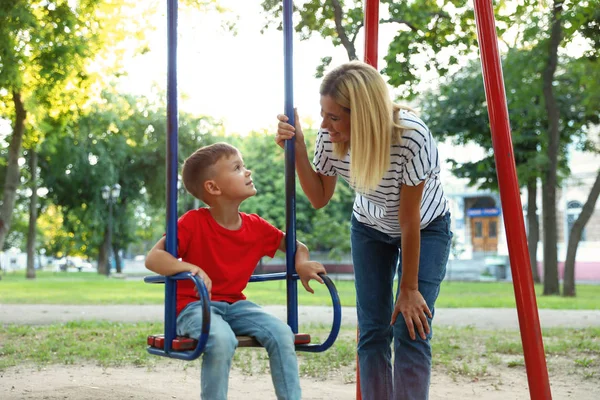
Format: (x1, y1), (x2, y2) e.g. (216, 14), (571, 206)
(1, 321), (598, 382)
(0, 270), (599, 309)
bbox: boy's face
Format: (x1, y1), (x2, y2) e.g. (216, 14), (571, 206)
(211, 151), (256, 200)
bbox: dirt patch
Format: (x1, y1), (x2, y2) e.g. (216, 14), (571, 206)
(1, 362), (597, 399)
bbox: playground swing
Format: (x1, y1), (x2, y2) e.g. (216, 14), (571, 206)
(144, 0), (342, 361)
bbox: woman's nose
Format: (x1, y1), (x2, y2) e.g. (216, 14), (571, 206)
(320, 118), (328, 129)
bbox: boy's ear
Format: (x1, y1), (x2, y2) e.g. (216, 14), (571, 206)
(204, 179), (221, 196)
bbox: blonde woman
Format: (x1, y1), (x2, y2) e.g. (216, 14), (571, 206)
(275, 61), (452, 400)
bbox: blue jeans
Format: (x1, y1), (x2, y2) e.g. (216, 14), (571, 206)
(351, 212), (452, 400)
(177, 300), (301, 400)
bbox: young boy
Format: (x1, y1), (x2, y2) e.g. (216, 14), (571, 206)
(145, 142), (326, 400)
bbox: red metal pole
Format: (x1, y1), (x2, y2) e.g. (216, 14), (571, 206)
(364, 0), (379, 68)
(358, 2), (380, 398)
(472, 1), (552, 399)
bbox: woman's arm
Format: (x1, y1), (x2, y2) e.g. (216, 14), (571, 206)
(390, 181), (432, 340)
(276, 111), (337, 208)
(295, 145), (337, 209)
(397, 182), (424, 291)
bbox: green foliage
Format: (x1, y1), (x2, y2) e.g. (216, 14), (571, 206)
(261, 0), (363, 45)
(421, 48), (598, 190)
(37, 92), (224, 259)
(226, 129), (354, 258)
(10, 89), (352, 262)
(382, 0), (479, 97)
(0, 0), (156, 258)
(0, 0), (111, 113)
(260, 0), (483, 97)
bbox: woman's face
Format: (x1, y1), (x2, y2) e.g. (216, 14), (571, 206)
(320, 95), (351, 144)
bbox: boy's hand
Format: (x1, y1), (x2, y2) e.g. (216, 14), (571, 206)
(296, 261), (326, 294)
(186, 264), (212, 300)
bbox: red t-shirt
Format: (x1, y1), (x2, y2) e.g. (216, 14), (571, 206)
(175, 208), (283, 315)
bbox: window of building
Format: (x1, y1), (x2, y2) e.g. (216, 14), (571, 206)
(474, 221), (483, 238)
(489, 221), (498, 238)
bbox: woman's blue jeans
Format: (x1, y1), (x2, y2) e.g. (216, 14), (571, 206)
(351, 212), (452, 400)
(177, 300), (301, 400)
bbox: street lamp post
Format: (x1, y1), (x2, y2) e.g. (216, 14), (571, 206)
(101, 184), (121, 276)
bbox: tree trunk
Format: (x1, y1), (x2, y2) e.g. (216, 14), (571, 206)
(563, 169), (600, 296)
(26, 149), (39, 280)
(114, 243), (122, 274)
(330, 0), (358, 60)
(541, 1), (563, 295)
(0, 91), (27, 252)
(97, 227), (110, 275)
(526, 179), (540, 283)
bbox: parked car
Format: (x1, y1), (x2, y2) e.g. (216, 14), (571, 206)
(70, 257), (94, 272)
(53, 257), (94, 272)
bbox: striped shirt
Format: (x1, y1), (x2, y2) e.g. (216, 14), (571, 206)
(313, 109), (449, 237)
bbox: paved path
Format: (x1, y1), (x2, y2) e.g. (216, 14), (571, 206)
(1, 304), (599, 329)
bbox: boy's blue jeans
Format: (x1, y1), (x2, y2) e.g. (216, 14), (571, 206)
(177, 299), (301, 400)
(351, 212), (452, 400)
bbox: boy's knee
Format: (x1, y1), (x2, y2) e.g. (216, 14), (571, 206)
(207, 330), (237, 356)
(272, 320), (293, 336)
(270, 323), (296, 347)
(177, 316), (204, 338)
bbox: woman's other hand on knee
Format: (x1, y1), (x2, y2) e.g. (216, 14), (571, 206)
(391, 288), (432, 340)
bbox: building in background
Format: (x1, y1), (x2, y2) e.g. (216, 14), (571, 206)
(440, 134), (600, 282)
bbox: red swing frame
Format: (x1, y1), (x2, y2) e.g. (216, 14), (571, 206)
(357, 1), (552, 399)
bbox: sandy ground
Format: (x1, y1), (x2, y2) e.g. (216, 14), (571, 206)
(2, 304), (599, 398)
(1, 362), (597, 400)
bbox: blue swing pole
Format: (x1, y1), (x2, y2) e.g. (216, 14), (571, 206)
(146, 0), (210, 360)
(163, 0), (179, 354)
(282, 0), (299, 334)
(147, 0), (338, 358)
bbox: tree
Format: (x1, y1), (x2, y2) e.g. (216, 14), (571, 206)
(263, 0), (600, 295)
(25, 150), (38, 279)
(0, 0), (107, 259)
(540, 0), (563, 295)
(538, 0), (599, 294)
(38, 92), (224, 273)
(420, 49), (595, 284)
(562, 6), (600, 295)
(563, 169), (600, 296)
(261, 0), (482, 96)
(1, 0), (188, 277)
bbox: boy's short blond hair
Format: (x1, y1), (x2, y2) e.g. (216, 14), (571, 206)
(182, 142), (239, 202)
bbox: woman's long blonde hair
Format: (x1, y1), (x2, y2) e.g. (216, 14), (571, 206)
(320, 61), (413, 193)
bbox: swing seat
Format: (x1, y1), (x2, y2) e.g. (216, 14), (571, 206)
(144, 271), (341, 360)
(147, 332), (311, 351)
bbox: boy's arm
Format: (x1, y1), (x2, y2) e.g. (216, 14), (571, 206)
(278, 235), (326, 294)
(145, 237), (212, 296)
